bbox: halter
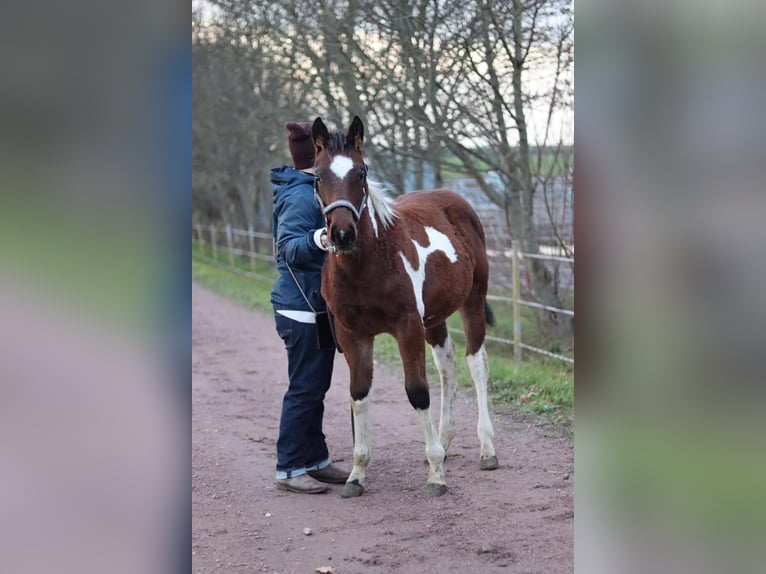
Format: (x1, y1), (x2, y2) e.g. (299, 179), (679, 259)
(314, 162), (369, 222)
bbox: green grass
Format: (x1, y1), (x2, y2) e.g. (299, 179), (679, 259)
(191, 242), (276, 313)
(0, 191), (159, 331)
(601, 418), (766, 544)
(192, 241), (573, 425)
(439, 146), (573, 181)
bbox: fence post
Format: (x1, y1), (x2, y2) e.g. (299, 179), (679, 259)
(512, 241), (522, 364)
(210, 224), (218, 262)
(247, 225), (256, 271)
(225, 224), (234, 266)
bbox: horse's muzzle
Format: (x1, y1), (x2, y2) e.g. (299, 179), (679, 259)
(331, 225), (357, 252)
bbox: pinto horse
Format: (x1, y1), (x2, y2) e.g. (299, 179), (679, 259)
(312, 116), (498, 497)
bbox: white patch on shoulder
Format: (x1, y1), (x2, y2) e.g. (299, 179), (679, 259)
(424, 227), (458, 263)
(329, 155), (354, 179)
(398, 226), (458, 320)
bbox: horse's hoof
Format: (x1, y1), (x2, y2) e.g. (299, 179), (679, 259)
(340, 480), (364, 498)
(427, 482), (448, 497)
(480, 456), (499, 470)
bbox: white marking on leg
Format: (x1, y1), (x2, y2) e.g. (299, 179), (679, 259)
(347, 396), (371, 485)
(466, 345), (496, 459)
(430, 335), (457, 453)
(398, 226), (459, 321)
(416, 408), (446, 486)
(329, 155), (354, 179)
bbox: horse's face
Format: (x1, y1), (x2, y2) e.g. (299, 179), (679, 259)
(312, 116), (368, 253)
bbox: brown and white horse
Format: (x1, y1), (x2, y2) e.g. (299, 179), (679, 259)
(312, 116), (498, 497)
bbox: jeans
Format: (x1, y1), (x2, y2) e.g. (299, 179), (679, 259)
(274, 313), (336, 479)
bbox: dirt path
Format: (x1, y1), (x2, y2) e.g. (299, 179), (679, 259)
(192, 283), (573, 574)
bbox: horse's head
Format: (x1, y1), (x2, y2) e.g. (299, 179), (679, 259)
(312, 116), (368, 253)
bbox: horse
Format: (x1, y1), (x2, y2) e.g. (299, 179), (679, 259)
(311, 116), (498, 497)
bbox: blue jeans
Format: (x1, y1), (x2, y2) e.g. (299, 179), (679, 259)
(274, 313), (336, 479)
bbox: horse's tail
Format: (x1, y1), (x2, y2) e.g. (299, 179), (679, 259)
(485, 302), (496, 327)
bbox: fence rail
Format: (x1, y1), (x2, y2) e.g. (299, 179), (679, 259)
(193, 223), (574, 365)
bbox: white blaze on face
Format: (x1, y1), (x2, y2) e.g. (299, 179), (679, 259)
(398, 226), (458, 320)
(329, 155), (354, 179)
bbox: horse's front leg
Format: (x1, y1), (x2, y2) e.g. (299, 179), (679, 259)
(335, 324), (374, 498)
(397, 319), (447, 496)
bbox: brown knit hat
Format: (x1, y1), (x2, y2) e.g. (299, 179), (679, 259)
(285, 121), (315, 170)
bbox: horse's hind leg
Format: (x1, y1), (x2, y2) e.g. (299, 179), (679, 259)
(398, 320), (447, 496)
(426, 322), (457, 454)
(460, 301), (499, 470)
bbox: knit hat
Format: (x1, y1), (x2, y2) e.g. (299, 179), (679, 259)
(285, 121), (315, 170)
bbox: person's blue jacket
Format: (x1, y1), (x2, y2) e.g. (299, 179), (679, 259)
(270, 166), (328, 313)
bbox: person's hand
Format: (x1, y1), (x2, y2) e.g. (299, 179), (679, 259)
(320, 230), (331, 249)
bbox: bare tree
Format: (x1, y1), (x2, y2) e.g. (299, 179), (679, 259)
(193, 5), (313, 230)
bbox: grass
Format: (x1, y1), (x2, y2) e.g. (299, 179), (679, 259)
(600, 417), (766, 544)
(191, 242), (276, 314)
(192, 241), (573, 425)
(0, 191), (159, 332)
(439, 147), (573, 181)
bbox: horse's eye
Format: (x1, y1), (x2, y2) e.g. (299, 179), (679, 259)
(358, 171), (366, 181)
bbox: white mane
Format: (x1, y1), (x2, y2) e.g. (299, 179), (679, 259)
(366, 179), (397, 232)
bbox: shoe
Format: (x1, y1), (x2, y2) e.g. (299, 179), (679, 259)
(275, 474), (330, 494)
(308, 463), (350, 484)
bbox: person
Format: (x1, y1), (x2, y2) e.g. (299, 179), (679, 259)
(269, 121), (349, 494)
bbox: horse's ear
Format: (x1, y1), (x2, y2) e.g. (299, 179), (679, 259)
(312, 117), (329, 153)
(348, 116), (364, 153)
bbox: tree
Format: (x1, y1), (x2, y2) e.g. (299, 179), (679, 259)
(193, 5), (313, 230)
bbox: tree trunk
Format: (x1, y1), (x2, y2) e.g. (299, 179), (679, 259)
(235, 171), (256, 231)
(511, 0), (572, 340)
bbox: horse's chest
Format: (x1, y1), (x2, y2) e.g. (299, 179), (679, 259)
(333, 303), (392, 335)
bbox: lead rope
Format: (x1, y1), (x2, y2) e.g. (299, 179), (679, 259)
(284, 261), (317, 314)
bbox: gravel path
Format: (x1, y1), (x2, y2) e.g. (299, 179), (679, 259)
(192, 282), (573, 573)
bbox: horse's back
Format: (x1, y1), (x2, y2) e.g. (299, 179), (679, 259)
(394, 188), (473, 212)
(394, 188), (487, 248)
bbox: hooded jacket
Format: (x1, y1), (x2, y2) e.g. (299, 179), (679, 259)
(270, 166), (328, 313)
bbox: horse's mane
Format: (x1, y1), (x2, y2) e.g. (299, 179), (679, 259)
(366, 178), (397, 231)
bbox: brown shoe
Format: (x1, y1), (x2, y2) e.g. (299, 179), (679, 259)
(308, 463), (350, 484)
(275, 474), (330, 494)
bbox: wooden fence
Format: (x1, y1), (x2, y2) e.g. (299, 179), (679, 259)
(192, 223), (574, 364)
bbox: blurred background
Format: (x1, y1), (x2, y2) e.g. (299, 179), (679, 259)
(0, 1), (188, 573)
(576, 0), (766, 572)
